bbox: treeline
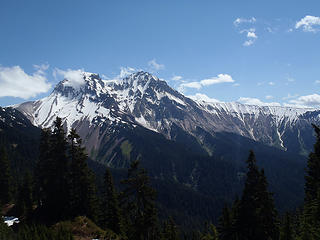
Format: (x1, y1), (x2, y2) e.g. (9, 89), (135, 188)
(215, 124), (320, 240)
(1, 118), (320, 239)
(0, 118), (178, 239)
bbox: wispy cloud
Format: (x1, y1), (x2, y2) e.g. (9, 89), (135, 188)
(268, 82), (275, 86)
(187, 93), (221, 103)
(0, 65), (51, 99)
(265, 95), (274, 100)
(179, 81), (202, 90)
(233, 17), (256, 26)
(179, 74), (235, 91)
(234, 17), (258, 46)
(200, 74), (235, 86)
(243, 39), (255, 46)
(238, 97), (281, 106)
(171, 75), (183, 81)
(284, 94), (320, 108)
(53, 68), (86, 90)
(148, 59), (165, 71)
(247, 31), (257, 38)
(282, 93), (299, 100)
(117, 67), (136, 79)
(295, 15), (320, 33)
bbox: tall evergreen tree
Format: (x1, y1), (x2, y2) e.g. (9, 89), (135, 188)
(120, 160), (159, 240)
(50, 117), (69, 220)
(234, 150), (279, 240)
(68, 128), (96, 218)
(301, 124), (320, 239)
(0, 146), (12, 205)
(100, 168), (123, 235)
(200, 223), (219, 240)
(305, 124), (320, 203)
(35, 118), (69, 221)
(218, 205), (233, 240)
(34, 128), (52, 208)
(279, 212), (294, 240)
(162, 217), (180, 240)
(67, 128), (98, 222)
(16, 171), (34, 218)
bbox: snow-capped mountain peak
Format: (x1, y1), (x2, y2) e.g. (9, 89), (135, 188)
(54, 72), (106, 98)
(14, 70), (320, 153)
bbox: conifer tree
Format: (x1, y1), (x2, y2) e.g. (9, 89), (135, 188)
(35, 118), (69, 221)
(218, 206), (233, 240)
(162, 217), (180, 240)
(120, 160), (159, 240)
(0, 146), (12, 205)
(100, 168), (123, 235)
(305, 124), (320, 203)
(34, 128), (51, 208)
(68, 128), (98, 222)
(51, 117), (69, 219)
(234, 150), (279, 240)
(201, 223), (219, 240)
(16, 171), (34, 218)
(279, 212), (294, 240)
(300, 124), (320, 239)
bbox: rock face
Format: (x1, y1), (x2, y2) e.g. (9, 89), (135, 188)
(15, 71), (320, 159)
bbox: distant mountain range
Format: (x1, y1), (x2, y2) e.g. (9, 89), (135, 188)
(4, 71), (320, 224)
(15, 71), (319, 158)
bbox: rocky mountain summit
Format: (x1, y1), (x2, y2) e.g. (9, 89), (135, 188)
(15, 71), (319, 158)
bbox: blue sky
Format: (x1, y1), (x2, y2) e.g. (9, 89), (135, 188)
(0, 0), (320, 108)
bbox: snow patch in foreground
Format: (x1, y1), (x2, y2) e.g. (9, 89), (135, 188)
(3, 216), (20, 226)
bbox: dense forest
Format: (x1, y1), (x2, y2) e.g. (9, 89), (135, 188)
(1, 118), (320, 239)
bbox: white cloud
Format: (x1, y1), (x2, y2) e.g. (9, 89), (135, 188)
(247, 31), (257, 38)
(188, 93), (221, 103)
(171, 75), (183, 81)
(238, 97), (281, 107)
(243, 39), (255, 46)
(233, 83), (240, 87)
(240, 28), (257, 46)
(179, 81), (202, 90)
(101, 74), (109, 80)
(33, 64), (49, 74)
(268, 82), (275, 86)
(282, 93), (299, 100)
(285, 94), (320, 108)
(118, 67), (136, 79)
(266, 27), (274, 33)
(314, 80), (320, 84)
(234, 18), (258, 46)
(0, 65), (51, 99)
(265, 95), (273, 100)
(148, 59), (165, 71)
(233, 17), (256, 26)
(54, 68), (86, 90)
(179, 74), (235, 91)
(200, 74), (235, 86)
(295, 15), (320, 32)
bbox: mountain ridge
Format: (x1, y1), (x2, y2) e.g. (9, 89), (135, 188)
(14, 70), (320, 156)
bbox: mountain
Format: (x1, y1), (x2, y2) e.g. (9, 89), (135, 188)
(12, 71), (320, 223)
(0, 107), (41, 177)
(15, 71), (319, 157)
